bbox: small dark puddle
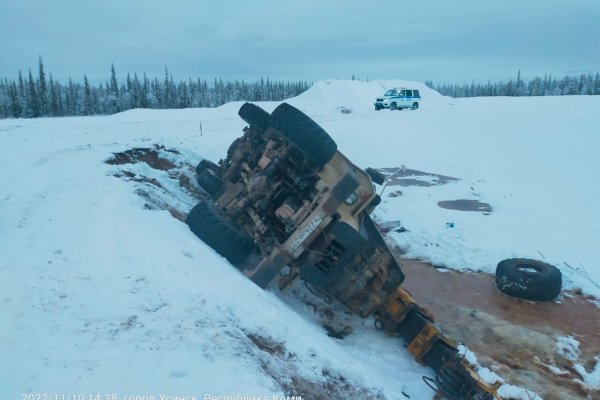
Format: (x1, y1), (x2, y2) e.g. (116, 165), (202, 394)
(438, 199), (492, 213)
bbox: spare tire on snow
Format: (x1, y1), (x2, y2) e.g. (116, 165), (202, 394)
(495, 258), (562, 301)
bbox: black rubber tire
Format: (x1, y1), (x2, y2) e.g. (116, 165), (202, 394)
(226, 137), (242, 159)
(238, 102), (270, 131)
(186, 201), (255, 266)
(390, 103), (397, 110)
(197, 169), (224, 198)
(370, 194), (382, 208)
(495, 258), (562, 301)
(411, 102), (419, 110)
(269, 103), (337, 167)
(195, 159), (218, 175)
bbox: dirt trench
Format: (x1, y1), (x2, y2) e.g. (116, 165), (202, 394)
(106, 146), (387, 399)
(397, 258), (600, 400)
(109, 153), (600, 399)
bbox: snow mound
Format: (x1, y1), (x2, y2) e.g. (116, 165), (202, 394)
(289, 79), (446, 113)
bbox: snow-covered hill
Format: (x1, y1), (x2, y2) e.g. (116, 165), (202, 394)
(1, 80), (599, 399)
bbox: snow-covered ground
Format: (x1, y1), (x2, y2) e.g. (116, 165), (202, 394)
(1, 80), (599, 399)
(294, 80), (600, 298)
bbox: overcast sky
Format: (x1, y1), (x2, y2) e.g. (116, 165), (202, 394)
(1, 0), (599, 84)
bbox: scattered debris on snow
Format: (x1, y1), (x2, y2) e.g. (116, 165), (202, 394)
(573, 357), (600, 390)
(2, 79), (599, 399)
(555, 335), (581, 361)
(458, 345), (542, 400)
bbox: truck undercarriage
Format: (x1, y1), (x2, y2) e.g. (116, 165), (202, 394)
(185, 102), (502, 399)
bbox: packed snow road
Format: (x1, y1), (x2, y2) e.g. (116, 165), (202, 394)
(1, 80), (599, 399)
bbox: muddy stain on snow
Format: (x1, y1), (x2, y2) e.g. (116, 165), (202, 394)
(377, 167), (458, 187)
(399, 258), (600, 400)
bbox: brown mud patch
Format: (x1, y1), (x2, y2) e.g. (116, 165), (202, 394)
(399, 258), (600, 400)
(377, 167), (458, 187)
(113, 170), (165, 190)
(246, 332), (385, 400)
(438, 199), (493, 213)
(106, 146), (206, 221)
(106, 145), (178, 170)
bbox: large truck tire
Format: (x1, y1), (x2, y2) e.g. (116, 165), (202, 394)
(186, 201), (255, 266)
(495, 258), (562, 301)
(238, 102), (270, 131)
(196, 169), (224, 198)
(269, 103), (337, 167)
(195, 159), (218, 175)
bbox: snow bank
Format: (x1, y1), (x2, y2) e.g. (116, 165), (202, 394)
(289, 79), (445, 114)
(554, 336), (600, 390)
(2, 78), (599, 399)
(0, 105), (431, 399)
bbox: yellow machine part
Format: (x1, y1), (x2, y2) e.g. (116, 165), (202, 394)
(376, 287), (503, 400)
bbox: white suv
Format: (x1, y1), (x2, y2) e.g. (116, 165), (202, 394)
(374, 88), (421, 110)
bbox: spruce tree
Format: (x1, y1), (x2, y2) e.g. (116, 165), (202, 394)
(109, 64), (120, 113)
(18, 70), (25, 105)
(27, 70), (40, 117)
(142, 73), (150, 108)
(49, 74), (62, 116)
(8, 81), (21, 117)
(67, 77), (77, 115)
(37, 56), (48, 116)
(83, 75), (93, 115)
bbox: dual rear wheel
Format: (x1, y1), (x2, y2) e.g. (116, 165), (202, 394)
(188, 102), (338, 265)
(186, 200), (255, 267)
(269, 103), (337, 168)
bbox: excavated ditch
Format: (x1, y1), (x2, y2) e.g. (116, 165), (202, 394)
(107, 150), (599, 399)
(106, 145), (206, 221)
(105, 146), (387, 399)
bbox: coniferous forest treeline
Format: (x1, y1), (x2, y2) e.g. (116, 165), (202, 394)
(0, 57), (311, 119)
(425, 70), (600, 98)
(1, 58), (599, 119)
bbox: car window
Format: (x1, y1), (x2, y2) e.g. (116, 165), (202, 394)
(384, 90), (395, 96)
(405, 90), (413, 97)
(414, 90), (420, 97)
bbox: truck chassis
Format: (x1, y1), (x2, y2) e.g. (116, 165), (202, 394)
(186, 102), (502, 399)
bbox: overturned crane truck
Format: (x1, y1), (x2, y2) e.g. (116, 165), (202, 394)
(186, 102), (502, 399)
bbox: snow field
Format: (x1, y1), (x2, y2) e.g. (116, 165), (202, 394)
(2, 79), (599, 399)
